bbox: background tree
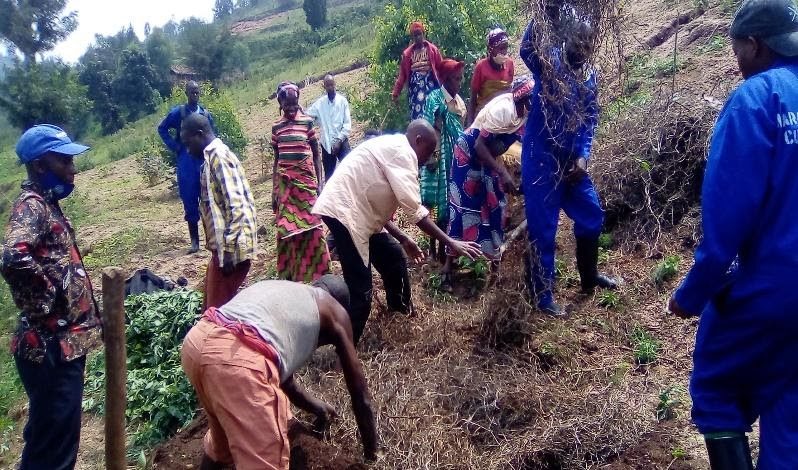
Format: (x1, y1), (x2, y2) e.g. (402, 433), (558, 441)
(144, 28), (175, 96)
(0, 0), (78, 63)
(214, 0), (235, 20)
(303, 0), (327, 31)
(111, 48), (161, 123)
(0, 60), (92, 136)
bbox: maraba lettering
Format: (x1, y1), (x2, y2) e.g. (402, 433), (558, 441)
(786, 128), (798, 145)
(777, 111), (798, 128)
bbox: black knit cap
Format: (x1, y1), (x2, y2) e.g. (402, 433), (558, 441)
(731, 0), (798, 57)
(312, 274), (351, 311)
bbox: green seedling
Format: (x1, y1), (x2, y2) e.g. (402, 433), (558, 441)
(652, 255), (680, 285)
(458, 256), (489, 281)
(656, 385), (685, 421)
(630, 325), (661, 365)
(598, 233), (613, 249)
(598, 247), (611, 265)
(671, 446), (687, 459)
(598, 291), (622, 310)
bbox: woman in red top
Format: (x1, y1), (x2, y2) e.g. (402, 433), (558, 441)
(391, 21), (443, 120)
(467, 27), (515, 126)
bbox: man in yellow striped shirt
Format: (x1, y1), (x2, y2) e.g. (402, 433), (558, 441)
(182, 113), (257, 308)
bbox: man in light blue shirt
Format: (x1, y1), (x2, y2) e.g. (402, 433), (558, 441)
(306, 74), (352, 182)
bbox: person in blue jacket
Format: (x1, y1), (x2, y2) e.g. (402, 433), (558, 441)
(669, 1), (798, 468)
(157, 81), (217, 253)
(519, 8), (617, 316)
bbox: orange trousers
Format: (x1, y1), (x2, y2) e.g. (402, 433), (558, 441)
(181, 319), (291, 469)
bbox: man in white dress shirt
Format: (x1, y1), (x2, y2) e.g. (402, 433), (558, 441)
(306, 74), (352, 182)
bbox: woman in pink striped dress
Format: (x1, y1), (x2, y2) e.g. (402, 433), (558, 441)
(271, 84), (331, 282)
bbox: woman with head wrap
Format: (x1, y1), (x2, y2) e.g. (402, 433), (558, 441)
(391, 21), (443, 120)
(419, 58), (467, 261)
(441, 75), (534, 286)
(270, 84), (331, 282)
(466, 27), (516, 126)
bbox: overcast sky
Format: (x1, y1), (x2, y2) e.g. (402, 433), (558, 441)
(49, 0), (217, 63)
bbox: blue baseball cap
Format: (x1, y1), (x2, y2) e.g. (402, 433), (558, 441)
(731, 0), (798, 57)
(15, 124), (90, 164)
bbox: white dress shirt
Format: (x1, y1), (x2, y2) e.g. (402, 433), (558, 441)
(306, 93), (352, 154)
(312, 134), (429, 266)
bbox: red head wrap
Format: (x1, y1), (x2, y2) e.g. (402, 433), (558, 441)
(409, 21), (425, 35)
(439, 59), (465, 82)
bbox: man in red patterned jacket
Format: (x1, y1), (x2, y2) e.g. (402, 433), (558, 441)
(1, 124), (103, 470)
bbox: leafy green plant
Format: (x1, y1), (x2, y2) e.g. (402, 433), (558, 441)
(83, 289), (202, 454)
(656, 385), (684, 421)
(457, 256), (489, 281)
(652, 255), (680, 285)
(417, 237), (430, 252)
(699, 34), (728, 54)
(598, 233), (613, 250)
(630, 325), (660, 365)
(671, 446), (687, 459)
(598, 291), (622, 310)
(135, 138), (172, 187)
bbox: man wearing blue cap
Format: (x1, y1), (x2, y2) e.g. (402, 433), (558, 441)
(1, 124), (102, 470)
(669, 0), (798, 468)
(158, 81), (217, 254)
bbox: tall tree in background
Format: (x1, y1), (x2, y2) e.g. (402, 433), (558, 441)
(145, 28), (175, 96)
(111, 48), (161, 122)
(303, 0), (327, 30)
(0, 60), (92, 136)
(0, 0), (78, 63)
(214, 0), (235, 20)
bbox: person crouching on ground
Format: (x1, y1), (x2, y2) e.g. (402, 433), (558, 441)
(181, 113), (257, 309)
(271, 84), (331, 282)
(312, 120), (483, 344)
(668, 0), (798, 468)
(440, 75), (533, 288)
(181, 275), (378, 469)
(1, 124), (103, 470)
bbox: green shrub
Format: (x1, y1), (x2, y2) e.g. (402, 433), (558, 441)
(135, 138), (172, 187)
(652, 254), (680, 285)
(83, 289), (202, 453)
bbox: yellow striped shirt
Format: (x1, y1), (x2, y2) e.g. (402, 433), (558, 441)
(200, 138), (257, 266)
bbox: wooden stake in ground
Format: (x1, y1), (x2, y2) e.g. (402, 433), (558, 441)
(102, 267), (127, 470)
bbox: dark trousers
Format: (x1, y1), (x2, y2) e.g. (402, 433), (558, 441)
(322, 216), (411, 343)
(15, 340), (86, 470)
(321, 138), (351, 183)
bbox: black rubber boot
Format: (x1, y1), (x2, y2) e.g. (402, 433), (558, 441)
(188, 222), (200, 254)
(705, 433), (754, 470)
(575, 237), (617, 293)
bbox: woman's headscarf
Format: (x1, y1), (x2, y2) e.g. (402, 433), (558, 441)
(511, 74), (535, 102)
(438, 59), (465, 83)
(409, 21), (425, 35)
(487, 27), (509, 54)
(276, 81), (300, 112)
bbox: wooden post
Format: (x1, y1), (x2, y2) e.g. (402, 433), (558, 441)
(102, 267), (127, 470)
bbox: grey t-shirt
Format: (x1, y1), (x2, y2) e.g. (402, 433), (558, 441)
(218, 280), (320, 382)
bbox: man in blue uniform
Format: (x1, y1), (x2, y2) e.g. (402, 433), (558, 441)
(520, 8), (616, 316)
(157, 81), (217, 253)
(669, 0), (798, 468)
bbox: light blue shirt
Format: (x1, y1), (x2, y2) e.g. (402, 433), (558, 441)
(306, 93), (352, 153)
